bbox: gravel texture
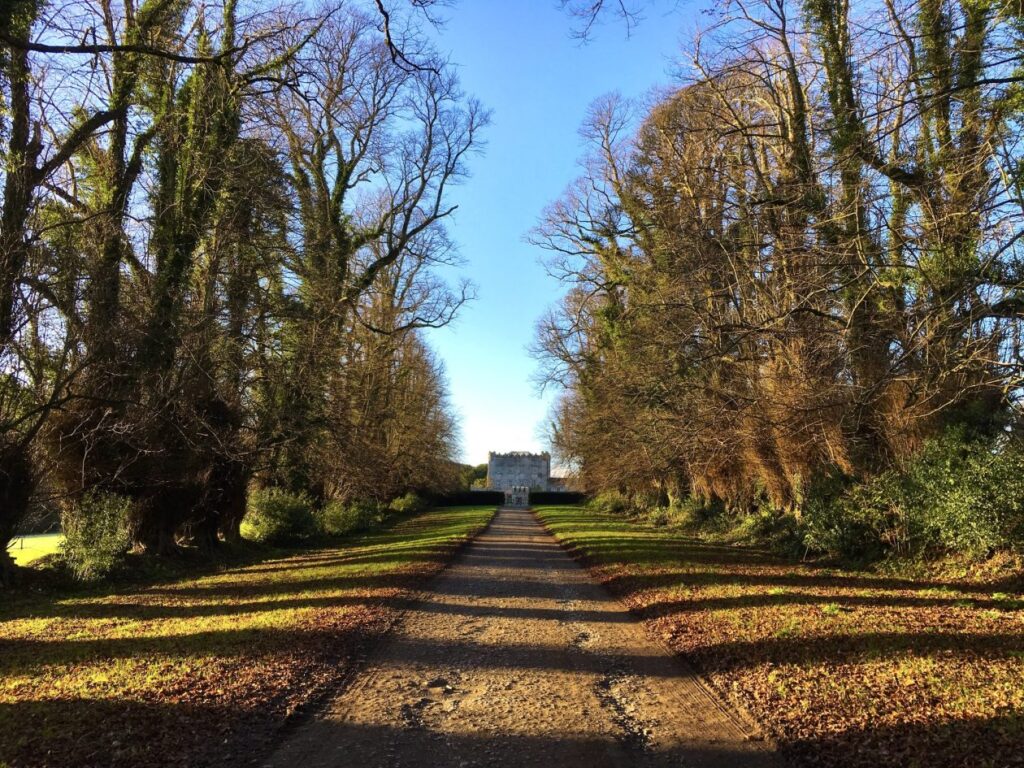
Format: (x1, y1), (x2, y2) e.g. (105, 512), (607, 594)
(267, 507), (781, 767)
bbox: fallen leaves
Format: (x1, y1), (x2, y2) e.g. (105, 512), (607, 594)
(0, 507), (494, 768)
(536, 506), (1024, 768)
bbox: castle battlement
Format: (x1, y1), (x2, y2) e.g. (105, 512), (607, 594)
(486, 451), (552, 492)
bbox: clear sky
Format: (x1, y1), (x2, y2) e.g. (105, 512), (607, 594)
(425, 1), (694, 466)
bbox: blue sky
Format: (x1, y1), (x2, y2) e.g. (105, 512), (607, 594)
(425, 1), (695, 465)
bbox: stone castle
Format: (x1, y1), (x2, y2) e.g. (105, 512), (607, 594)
(486, 451), (552, 492)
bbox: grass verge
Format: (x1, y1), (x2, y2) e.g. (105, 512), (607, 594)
(0, 505), (495, 768)
(534, 505), (1024, 768)
(6, 534), (63, 566)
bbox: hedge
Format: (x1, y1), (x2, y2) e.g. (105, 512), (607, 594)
(529, 491), (585, 505)
(430, 490), (504, 506)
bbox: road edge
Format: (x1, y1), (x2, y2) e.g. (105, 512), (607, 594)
(529, 505), (780, 755)
(259, 505), (501, 760)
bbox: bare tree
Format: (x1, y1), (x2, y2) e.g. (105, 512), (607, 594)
(535, 0), (1024, 514)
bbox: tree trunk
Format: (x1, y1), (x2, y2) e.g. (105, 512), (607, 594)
(131, 494), (185, 556)
(1, 11), (41, 349)
(216, 463), (250, 544)
(0, 441), (35, 586)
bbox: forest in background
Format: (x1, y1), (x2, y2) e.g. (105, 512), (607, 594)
(0, 0), (486, 585)
(537, 0), (1024, 561)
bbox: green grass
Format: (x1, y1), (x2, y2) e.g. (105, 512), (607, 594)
(0, 505), (494, 768)
(6, 533), (63, 565)
(535, 504), (1024, 768)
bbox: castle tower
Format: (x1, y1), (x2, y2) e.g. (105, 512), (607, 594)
(486, 451), (551, 492)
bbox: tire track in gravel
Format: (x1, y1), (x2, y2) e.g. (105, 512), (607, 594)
(265, 507), (782, 768)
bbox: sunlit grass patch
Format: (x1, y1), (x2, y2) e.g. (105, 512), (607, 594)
(0, 505), (495, 768)
(821, 602), (841, 616)
(6, 533), (63, 565)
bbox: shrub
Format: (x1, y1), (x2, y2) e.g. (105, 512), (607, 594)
(800, 429), (1024, 561)
(903, 431), (1024, 556)
(61, 490), (133, 581)
(646, 506), (671, 527)
(734, 507), (805, 555)
(241, 488), (316, 544)
(629, 490), (662, 514)
(316, 499), (384, 537)
(801, 471), (898, 561)
(588, 489), (629, 514)
(528, 491), (586, 505)
(315, 500), (355, 537)
(352, 499), (385, 529)
(641, 495), (727, 530)
(389, 491), (428, 515)
(643, 500), (683, 528)
(675, 495), (726, 527)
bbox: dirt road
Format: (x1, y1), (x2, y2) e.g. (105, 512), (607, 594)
(266, 508), (780, 767)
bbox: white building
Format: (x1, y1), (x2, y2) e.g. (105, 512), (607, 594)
(486, 451), (551, 492)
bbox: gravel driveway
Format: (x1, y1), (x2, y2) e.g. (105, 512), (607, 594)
(266, 507), (780, 767)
